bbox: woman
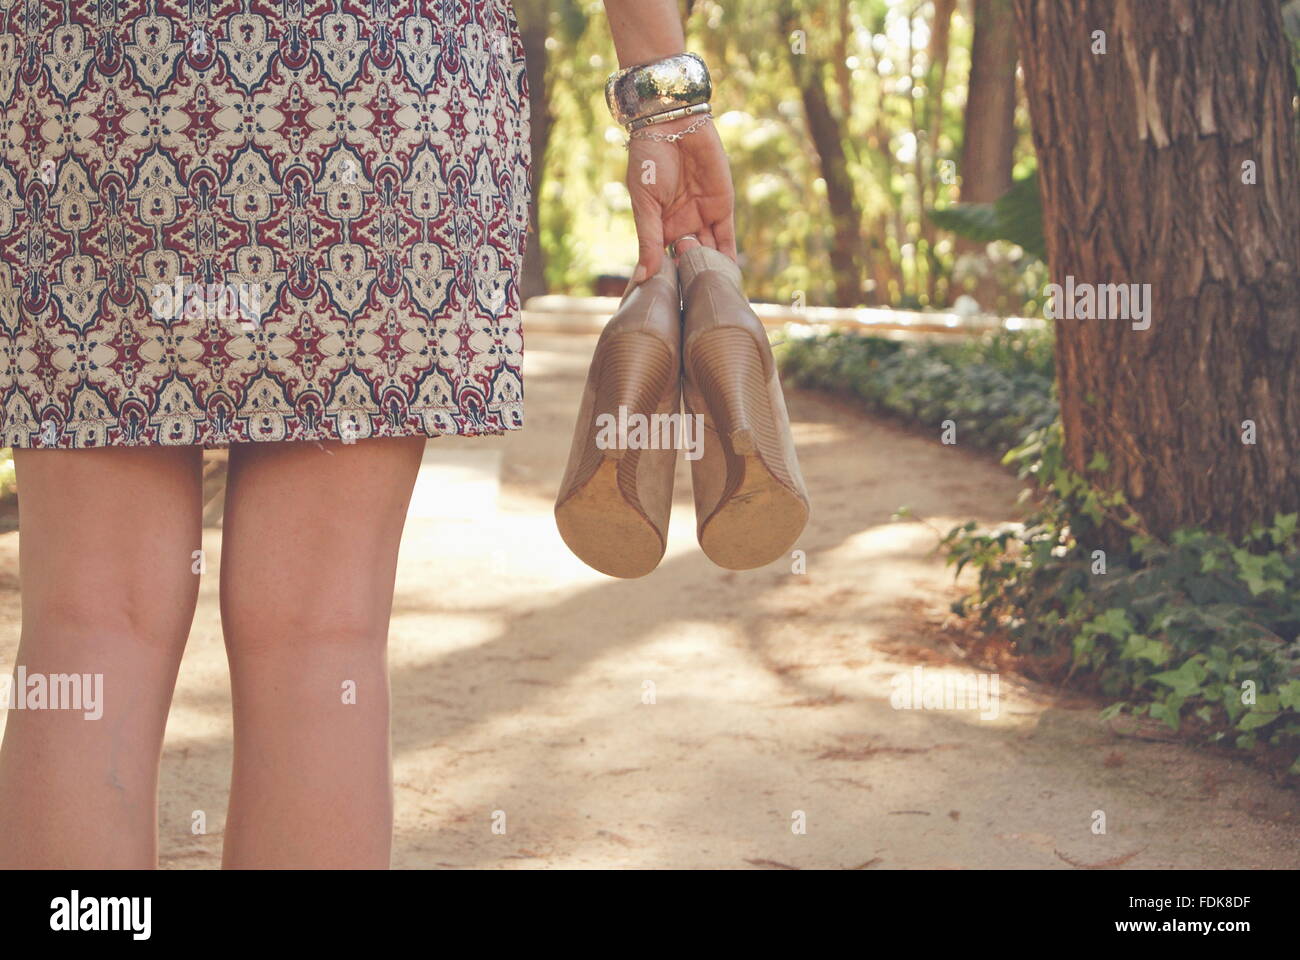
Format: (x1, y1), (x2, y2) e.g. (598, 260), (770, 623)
(0, 1), (735, 868)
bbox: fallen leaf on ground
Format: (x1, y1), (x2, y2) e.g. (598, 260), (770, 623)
(1054, 846), (1147, 869)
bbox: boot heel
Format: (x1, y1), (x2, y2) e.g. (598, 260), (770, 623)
(685, 324), (809, 571)
(728, 427), (755, 457)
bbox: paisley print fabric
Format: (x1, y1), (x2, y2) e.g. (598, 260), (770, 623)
(0, 0), (530, 448)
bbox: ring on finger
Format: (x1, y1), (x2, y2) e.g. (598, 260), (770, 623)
(669, 234), (700, 258)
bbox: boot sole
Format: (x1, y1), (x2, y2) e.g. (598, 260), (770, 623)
(555, 455), (667, 579)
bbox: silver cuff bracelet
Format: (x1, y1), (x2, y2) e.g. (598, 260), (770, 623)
(605, 52), (712, 129)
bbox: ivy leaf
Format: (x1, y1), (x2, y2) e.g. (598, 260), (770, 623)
(1150, 659), (1207, 698)
(1082, 607), (1134, 640)
(1150, 695), (1185, 731)
(1232, 549), (1285, 596)
(1120, 633), (1169, 666)
(1237, 710), (1280, 732)
(1278, 681), (1300, 712)
(1099, 702), (1127, 722)
(1255, 692), (1281, 712)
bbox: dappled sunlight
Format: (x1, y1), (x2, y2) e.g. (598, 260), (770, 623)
(787, 418), (856, 449)
(0, 0), (1291, 880)
(0, 324), (1291, 870)
(389, 613), (507, 667)
(832, 519), (939, 556)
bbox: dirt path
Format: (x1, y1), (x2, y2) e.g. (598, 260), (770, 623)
(0, 331), (1296, 868)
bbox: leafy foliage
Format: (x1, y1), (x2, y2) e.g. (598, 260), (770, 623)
(927, 172), (1047, 260)
(777, 328), (1057, 452)
(942, 423), (1300, 773)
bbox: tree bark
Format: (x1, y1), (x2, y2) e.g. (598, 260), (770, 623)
(1013, 0), (1300, 541)
(514, 0), (551, 301)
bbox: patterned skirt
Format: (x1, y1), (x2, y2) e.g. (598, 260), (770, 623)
(0, 0), (530, 448)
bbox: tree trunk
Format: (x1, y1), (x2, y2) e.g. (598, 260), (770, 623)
(928, 0), (957, 127)
(956, 0), (1019, 310)
(779, 2), (865, 308)
(1013, 0), (1300, 541)
(922, 0), (958, 305)
(960, 0), (1018, 205)
(866, 44), (903, 304)
(514, 0), (551, 301)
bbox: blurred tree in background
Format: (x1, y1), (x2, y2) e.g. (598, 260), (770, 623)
(520, 0), (1041, 311)
(515, 0), (1299, 541)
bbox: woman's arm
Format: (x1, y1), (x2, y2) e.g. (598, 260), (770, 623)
(603, 0), (686, 67)
(602, 1), (738, 284)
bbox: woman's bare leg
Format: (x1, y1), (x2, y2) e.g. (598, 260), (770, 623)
(0, 446), (203, 868)
(218, 436), (424, 869)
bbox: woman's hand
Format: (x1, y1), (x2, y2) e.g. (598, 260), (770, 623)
(626, 116), (737, 284)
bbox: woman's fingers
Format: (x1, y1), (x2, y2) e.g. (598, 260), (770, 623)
(714, 212), (739, 262)
(631, 196), (665, 285)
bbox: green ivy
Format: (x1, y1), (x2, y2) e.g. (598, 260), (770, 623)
(942, 423), (1300, 774)
(776, 329), (1058, 453)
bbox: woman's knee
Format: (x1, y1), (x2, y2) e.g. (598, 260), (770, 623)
(21, 587), (195, 659)
(219, 598), (390, 661)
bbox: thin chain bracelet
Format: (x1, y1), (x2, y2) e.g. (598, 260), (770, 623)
(624, 113), (713, 149)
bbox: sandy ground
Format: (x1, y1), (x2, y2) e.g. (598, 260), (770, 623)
(0, 331), (1297, 869)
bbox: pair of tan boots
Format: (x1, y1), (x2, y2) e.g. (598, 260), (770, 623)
(555, 243), (810, 578)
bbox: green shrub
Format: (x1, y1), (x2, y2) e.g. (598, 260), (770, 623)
(777, 328), (1057, 453)
(942, 423), (1300, 773)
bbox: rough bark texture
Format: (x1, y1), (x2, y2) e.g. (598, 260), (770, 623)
(515, 0), (551, 301)
(780, 2), (865, 307)
(1013, 0), (1300, 541)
